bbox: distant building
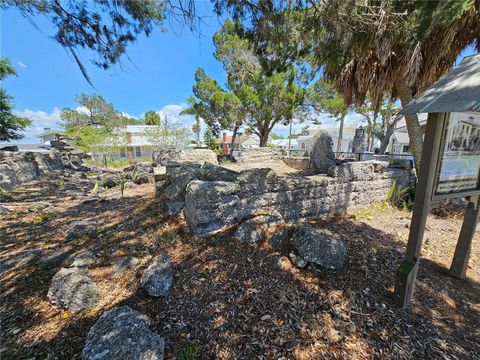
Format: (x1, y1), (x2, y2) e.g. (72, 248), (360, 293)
(99, 125), (186, 160)
(216, 133), (259, 156)
(387, 113), (428, 154)
(35, 128), (65, 148)
(270, 138), (300, 151)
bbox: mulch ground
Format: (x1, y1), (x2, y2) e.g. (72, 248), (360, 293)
(1, 172), (479, 359)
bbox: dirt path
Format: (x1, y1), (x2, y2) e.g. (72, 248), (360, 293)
(1, 173), (479, 359)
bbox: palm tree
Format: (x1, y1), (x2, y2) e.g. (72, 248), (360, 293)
(180, 97), (201, 146)
(306, 0), (480, 172)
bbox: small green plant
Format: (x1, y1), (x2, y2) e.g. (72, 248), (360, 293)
(34, 211), (55, 223)
(383, 181), (415, 210)
(91, 180), (100, 195)
(178, 345), (197, 360)
(58, 177), (65, 189)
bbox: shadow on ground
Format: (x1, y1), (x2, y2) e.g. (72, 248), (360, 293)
(1, 179), (479, 359)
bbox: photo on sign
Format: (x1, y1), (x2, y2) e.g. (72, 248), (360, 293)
(435, 112), (480, 196)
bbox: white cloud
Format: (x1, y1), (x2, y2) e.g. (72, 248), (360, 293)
(17, 61), (27, 68)
(13, 108), (62, 144)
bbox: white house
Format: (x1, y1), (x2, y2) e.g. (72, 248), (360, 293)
(387, 113), (428, 154)
(99, 125), (188, 160)
(35, 128), (65, 148)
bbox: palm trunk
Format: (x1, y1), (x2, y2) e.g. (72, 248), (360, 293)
(396, 81), (424, 173)
(336, 115), (345, 153)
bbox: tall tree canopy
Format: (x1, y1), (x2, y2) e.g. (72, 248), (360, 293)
(60, 93), (129, 152)
(215, 0), (480, 171)
(304, 0), (480, 170)
(0, 58), (31, 142)
(191, 19), (304, 147)
(144, 110), (161, 125)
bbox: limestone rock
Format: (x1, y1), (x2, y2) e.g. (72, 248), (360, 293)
(178, 148), (218, 165)
(67, 221), (97, 241)
(328, 161), (375, 182)
(68, 250), (98, 268)
(237, 147), (281, 163)
(0, 205), (11, 214)
(269, 229), (290, 249)
(292, 226), (346, 269)
(200, 162), (239, 182)
(236, 219), (266, 244)
(309, 131), (336, 174)
(28, 201), (54, 212)
(114, 256), (140, 273)
(48, 267), (100, 310)
(82, 306), (164, 360)
(141, 253), (173, 297)
(289, 251), (307, 269)
(38, 250), (72, 269)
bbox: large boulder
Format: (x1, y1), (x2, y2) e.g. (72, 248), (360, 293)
(141, 253), (173, 297)
(66, 221), (97, 241)
(47, 267), (100, 310)
(177, 149), (218, 165)
(292, 226), (346, 269)
(82, 306), (164, 360)
(200, 162), (239, 182)
(309, 131), (336, 174)
(163, 163), (203, 214)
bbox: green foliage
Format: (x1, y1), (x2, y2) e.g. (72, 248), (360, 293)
(58, 177), (65, 189)
(0, 186), (7, 196)
(178, 345), (197, 360)
(270, 133), (283, 140)
(144, 110), (161, 125)
(0, 57), (31, 141)
(34, 211), (55, 223)
(190, 19), (305, 147)
(91, 180), (100, 195)
(384, 181), (416, 211)
(203, 125), (218, 151)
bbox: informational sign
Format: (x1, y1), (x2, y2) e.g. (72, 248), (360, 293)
(434, 112), (480, 197)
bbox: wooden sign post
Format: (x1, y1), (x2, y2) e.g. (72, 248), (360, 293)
(394, 112), (480, 308)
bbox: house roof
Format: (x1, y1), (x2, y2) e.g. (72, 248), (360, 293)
(216, 135), (258, 144)
(35, 130), (64, 138)
(401, 54), (480, 115)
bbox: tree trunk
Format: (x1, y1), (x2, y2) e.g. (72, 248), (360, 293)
(195, 116), (200, 146)
(396, 81), (424, 173)
(230, 126), (238, 155)
(379, 123), (395, 154)
(336, 116), (345, 153)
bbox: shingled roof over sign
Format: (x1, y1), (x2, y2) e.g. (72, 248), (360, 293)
(401, 54), (480, 115)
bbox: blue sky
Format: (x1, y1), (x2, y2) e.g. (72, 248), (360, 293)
(1, 5), (477, 143)
(1, 3), (229, 142)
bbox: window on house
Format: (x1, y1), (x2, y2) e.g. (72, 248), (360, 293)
(120, 148), (126, 158)
(301, 143), (306, 149)
(135, 147), (142, 158)
(402, 145), (409, 153)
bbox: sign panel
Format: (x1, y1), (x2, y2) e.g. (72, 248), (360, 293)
(434, 112), (480, 197)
